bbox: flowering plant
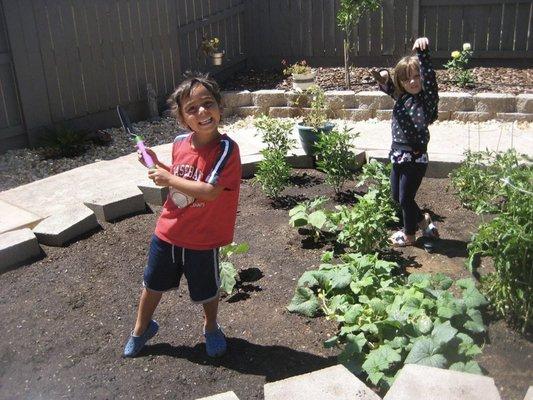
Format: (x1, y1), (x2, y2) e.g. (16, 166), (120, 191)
(201, 37), (221, 55)
(282, 59), (312, 76)
(444, 42), (474, 87)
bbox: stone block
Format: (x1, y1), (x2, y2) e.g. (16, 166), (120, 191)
(326, 90), (357, 111)
(438, 92), (474, 112)
(264, 364), (380, 400)
(437, 111), (451, 121)
(339, 109), (375, 121)
(32, 204), (99, 246)
(524, 386), (533, 400)
(234, 106), (267, 118)
(516, 94), (533, 114)
(241, 153), (262, 178)
(84, 187), (146, 222)
(452, 111), (492, 122)
(355, 91), (394, 110)
(222, 107), (234, 118)
(269, 107), (301, 118)
(137, 181), (169, 206)
(196, 391), (240, 400)
(474, 93), (515, 113)
(495, 112), (533, 123)
(287, 91), (310, 108)
(286, 148), (315, 169)
(384, 364), (501, 400)
(252, 90), (287, 108)
(0, 199), (42, 234)
(0, 228), (41, 272)
(222, 90), (252, 108)
(376, 110), (392, 120)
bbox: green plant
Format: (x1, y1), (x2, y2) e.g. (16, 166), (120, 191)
(289, 197), (336, 242)
(288, 253), (487, 389)
(466, 169), (533, 332)
(314, 126), (360, 194)
(254, 148), (293, 199)
(337, 0), (382, 87)
(253, 116), (295, 199)
(219, 242), (250, 295)
(301, 85), (329, 129)
(281, 59), (312, 76)
(201, 36), (220, 55)
(253, 115), (295, 153)
(444, 43), (474, 87)
(38, 125), (89, 158)
(450, 149), (525, 214)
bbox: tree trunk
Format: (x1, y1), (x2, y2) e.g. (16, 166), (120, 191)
(344, 37), (350, 89)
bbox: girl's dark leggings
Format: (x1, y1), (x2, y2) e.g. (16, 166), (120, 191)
(390, 162), (428, 235)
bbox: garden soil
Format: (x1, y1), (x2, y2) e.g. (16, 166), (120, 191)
(1, 171), (531, 400)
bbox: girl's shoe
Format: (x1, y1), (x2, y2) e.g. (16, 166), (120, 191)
(204, 325), (227, 357)
(389, 231), (416, 247)
(123, 320), (159, 358)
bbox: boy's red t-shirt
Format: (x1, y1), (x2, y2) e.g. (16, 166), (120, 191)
(154, 132), (241, 250)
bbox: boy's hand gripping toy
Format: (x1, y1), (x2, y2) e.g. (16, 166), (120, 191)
(116, 105), (156, 169)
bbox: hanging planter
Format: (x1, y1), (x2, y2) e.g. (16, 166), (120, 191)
(210, 51), (224, 66)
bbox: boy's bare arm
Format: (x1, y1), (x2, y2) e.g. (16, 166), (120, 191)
(148, 168), (224, 201)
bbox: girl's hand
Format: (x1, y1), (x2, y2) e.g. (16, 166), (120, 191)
(413, 37), (429, 51)
(148, 167), (173, 186)
(138, 147), (159, 168)
(371, 68), (389, 85)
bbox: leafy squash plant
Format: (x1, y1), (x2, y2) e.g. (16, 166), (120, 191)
(288, 253), (488, 389)
(219, 242), (250, 295)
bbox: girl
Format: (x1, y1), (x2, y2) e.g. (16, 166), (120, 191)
(373, 37), (440, 246)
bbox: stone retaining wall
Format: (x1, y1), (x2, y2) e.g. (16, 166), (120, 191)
(222, 90), (533, 123)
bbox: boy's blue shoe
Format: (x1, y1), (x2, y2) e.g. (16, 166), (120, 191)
(123, 320), (159, 358)
(204, 326), (227, 357)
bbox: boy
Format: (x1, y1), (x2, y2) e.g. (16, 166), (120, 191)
(123, 74), (241, 358)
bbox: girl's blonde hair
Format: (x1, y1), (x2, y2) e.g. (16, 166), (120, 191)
(392, 55), (420, 97)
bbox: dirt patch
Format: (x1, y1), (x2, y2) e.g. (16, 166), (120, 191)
(0, 170), (531, 400)
(221, 66), (532, 95)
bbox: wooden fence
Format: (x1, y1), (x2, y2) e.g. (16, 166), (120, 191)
(0, 0), (246, 151)
(247, 0), (533, 67)
(0, 0), (531, 152)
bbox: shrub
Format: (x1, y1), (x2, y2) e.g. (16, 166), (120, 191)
(314, 126), (360, 194)
(38, 125), (89, 158)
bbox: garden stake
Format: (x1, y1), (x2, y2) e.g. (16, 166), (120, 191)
(116, 106), (156, 169)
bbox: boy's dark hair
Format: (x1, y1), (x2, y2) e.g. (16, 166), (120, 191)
(167, 72), (222, 124)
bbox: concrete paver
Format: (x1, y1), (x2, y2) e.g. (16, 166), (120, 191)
(384, 364), (501, 400)
(0, 199), (42, 233)
(0, 228), (41, 271)
(263, 364), (381, 400)
(196, 391), (240, 400)
(524, 386), (533, 400)
(32, 204), (99, 246)
(84, 186), (146, 222)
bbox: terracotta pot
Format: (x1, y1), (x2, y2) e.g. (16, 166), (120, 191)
(292, 71), (316, 91)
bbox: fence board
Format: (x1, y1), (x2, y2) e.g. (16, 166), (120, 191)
(422, 5), (438, 46)
(108, 0), (129, 104)
(436, 5), (449, 51)
(487, 3), (502, 51)
(301, 0), (312, 56)
(324, 0), (336, 57)
(473, 5), (490, 51)
(500, 3), (516, 51)
(358, 13), (370, 56)
(311, 0), (324, 57)
(514, 2), (530, 51)
(394, 0), (407, 56)
(370, 8), (382, 56)
(0, 63), (21, 128)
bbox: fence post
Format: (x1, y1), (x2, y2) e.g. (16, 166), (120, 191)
(411, 0), (420, 43)
(2, 0), (52, 145)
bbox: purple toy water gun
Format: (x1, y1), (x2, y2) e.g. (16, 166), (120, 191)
(116, 105), (156, 169)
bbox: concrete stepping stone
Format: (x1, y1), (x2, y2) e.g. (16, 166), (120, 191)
(524, 387), (533, 400)
(32, 204), (99, 246)
(196, 391), (240, 400)
(384, 364), (501, 400)
(264, 364), (381, 400)
(83, 187), (146, 222)
(137, 181), (169, 206)
(0, 199), (42, 234)
(0, 228), (41, 272)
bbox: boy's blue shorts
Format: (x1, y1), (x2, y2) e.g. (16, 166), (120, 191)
(143, 235), (221, 304)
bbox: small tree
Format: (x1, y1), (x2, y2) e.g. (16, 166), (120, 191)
(337, 0), (382, 88)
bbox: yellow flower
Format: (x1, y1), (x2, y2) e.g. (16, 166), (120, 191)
(451, 51), (461, 59)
